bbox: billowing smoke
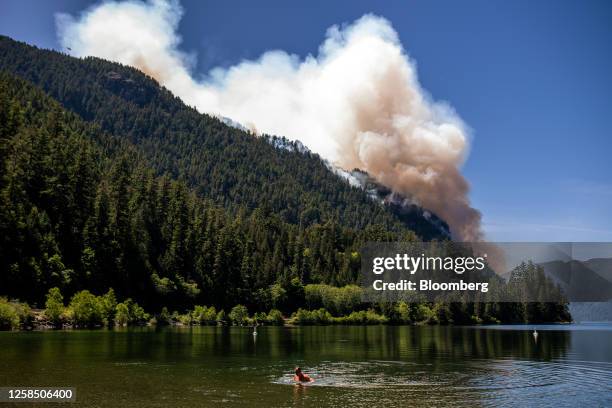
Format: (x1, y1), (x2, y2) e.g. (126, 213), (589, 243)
(56, 0), (482, 241)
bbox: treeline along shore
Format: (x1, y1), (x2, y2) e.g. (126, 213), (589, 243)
(1, 276), (571, 331)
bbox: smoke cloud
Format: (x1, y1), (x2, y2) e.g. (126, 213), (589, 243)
(56, 0), (482, 241)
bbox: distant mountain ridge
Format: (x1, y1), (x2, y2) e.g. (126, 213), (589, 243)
(519, 259), (612, 302)
(583, 258), (612, 283)
(499, 256), (612, 302)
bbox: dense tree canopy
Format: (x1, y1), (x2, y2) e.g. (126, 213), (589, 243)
(0, 72), (416, 310)
(0, 35), (448, 240)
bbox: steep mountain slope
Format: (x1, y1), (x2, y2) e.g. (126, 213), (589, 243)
(333, 168), (451, 237)
(1, 71), (427, 310)
(0, 36), (449, 241)
(0, 35), (453, 312)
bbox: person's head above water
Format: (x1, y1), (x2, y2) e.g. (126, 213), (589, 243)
(293, 367), (313, 382)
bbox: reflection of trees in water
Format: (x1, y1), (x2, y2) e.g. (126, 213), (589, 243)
(211, 326), (567, 363)
(393, 326), (571, 363)
(144, 326), (571, 365)
(16, 326), (569, 366)
(243, 326), (572, 364)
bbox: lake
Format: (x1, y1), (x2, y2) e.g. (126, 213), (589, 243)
(1, 324), (611, 407)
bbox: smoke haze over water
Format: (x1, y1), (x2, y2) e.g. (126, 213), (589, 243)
(56, 0), (482, 241)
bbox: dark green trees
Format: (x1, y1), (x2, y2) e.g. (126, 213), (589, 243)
(0, 73), (414, 312)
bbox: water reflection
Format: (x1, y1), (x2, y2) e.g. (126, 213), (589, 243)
(2, 325), (571, 363)
(292, 383), (308, 408)
(0, 325), (609, 407)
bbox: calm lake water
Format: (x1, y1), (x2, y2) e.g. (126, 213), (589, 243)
(1, 324), (611, 407)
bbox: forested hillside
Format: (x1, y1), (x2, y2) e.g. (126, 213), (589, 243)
(0, 72), (420, 310)
(0, 36), (448, 240)
(0, 36), (570, 325)
(0, 36), (451, 310)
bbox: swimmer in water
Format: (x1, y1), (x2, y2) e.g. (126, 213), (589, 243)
(293, 367), (314, 383)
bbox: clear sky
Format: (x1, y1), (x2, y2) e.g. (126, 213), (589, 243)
(2, 0), (611, 241)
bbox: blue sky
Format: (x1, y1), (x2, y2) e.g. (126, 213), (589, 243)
(2, 0), (611, 241)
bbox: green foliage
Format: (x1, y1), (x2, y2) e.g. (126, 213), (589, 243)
(115, 298), (149, 326)
(304, 284), (363, 315)
(100, 289), (117, 326)
(177, 313), (192, 326)
(396, 301), (410, 323)
(413, 304), (435, 323)
(69, 290), (104, 327)
(291, 308), (333, 325)
(191, 305), (218, 325)
(115, 302), (130, 326)
(0, 297), (32, 330)
(265, 309), (284, 325)
(0, 301), (20, 330)
(44, 287), (65, 327)
(229, 305), (249, 326)
(216, 310), (226, 324)
(269, 284), (287, 309)
(334, 309), (388, 325)
(290, 307), (386, 325)
(45, 288), (144, 329)
(253, 309), (285, 325)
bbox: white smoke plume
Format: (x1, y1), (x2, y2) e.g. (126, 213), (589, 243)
(56, 0), (482, 241)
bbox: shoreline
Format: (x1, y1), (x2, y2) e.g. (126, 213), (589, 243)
(1, 290), (574, 331)
(2, 311), (573, 332)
